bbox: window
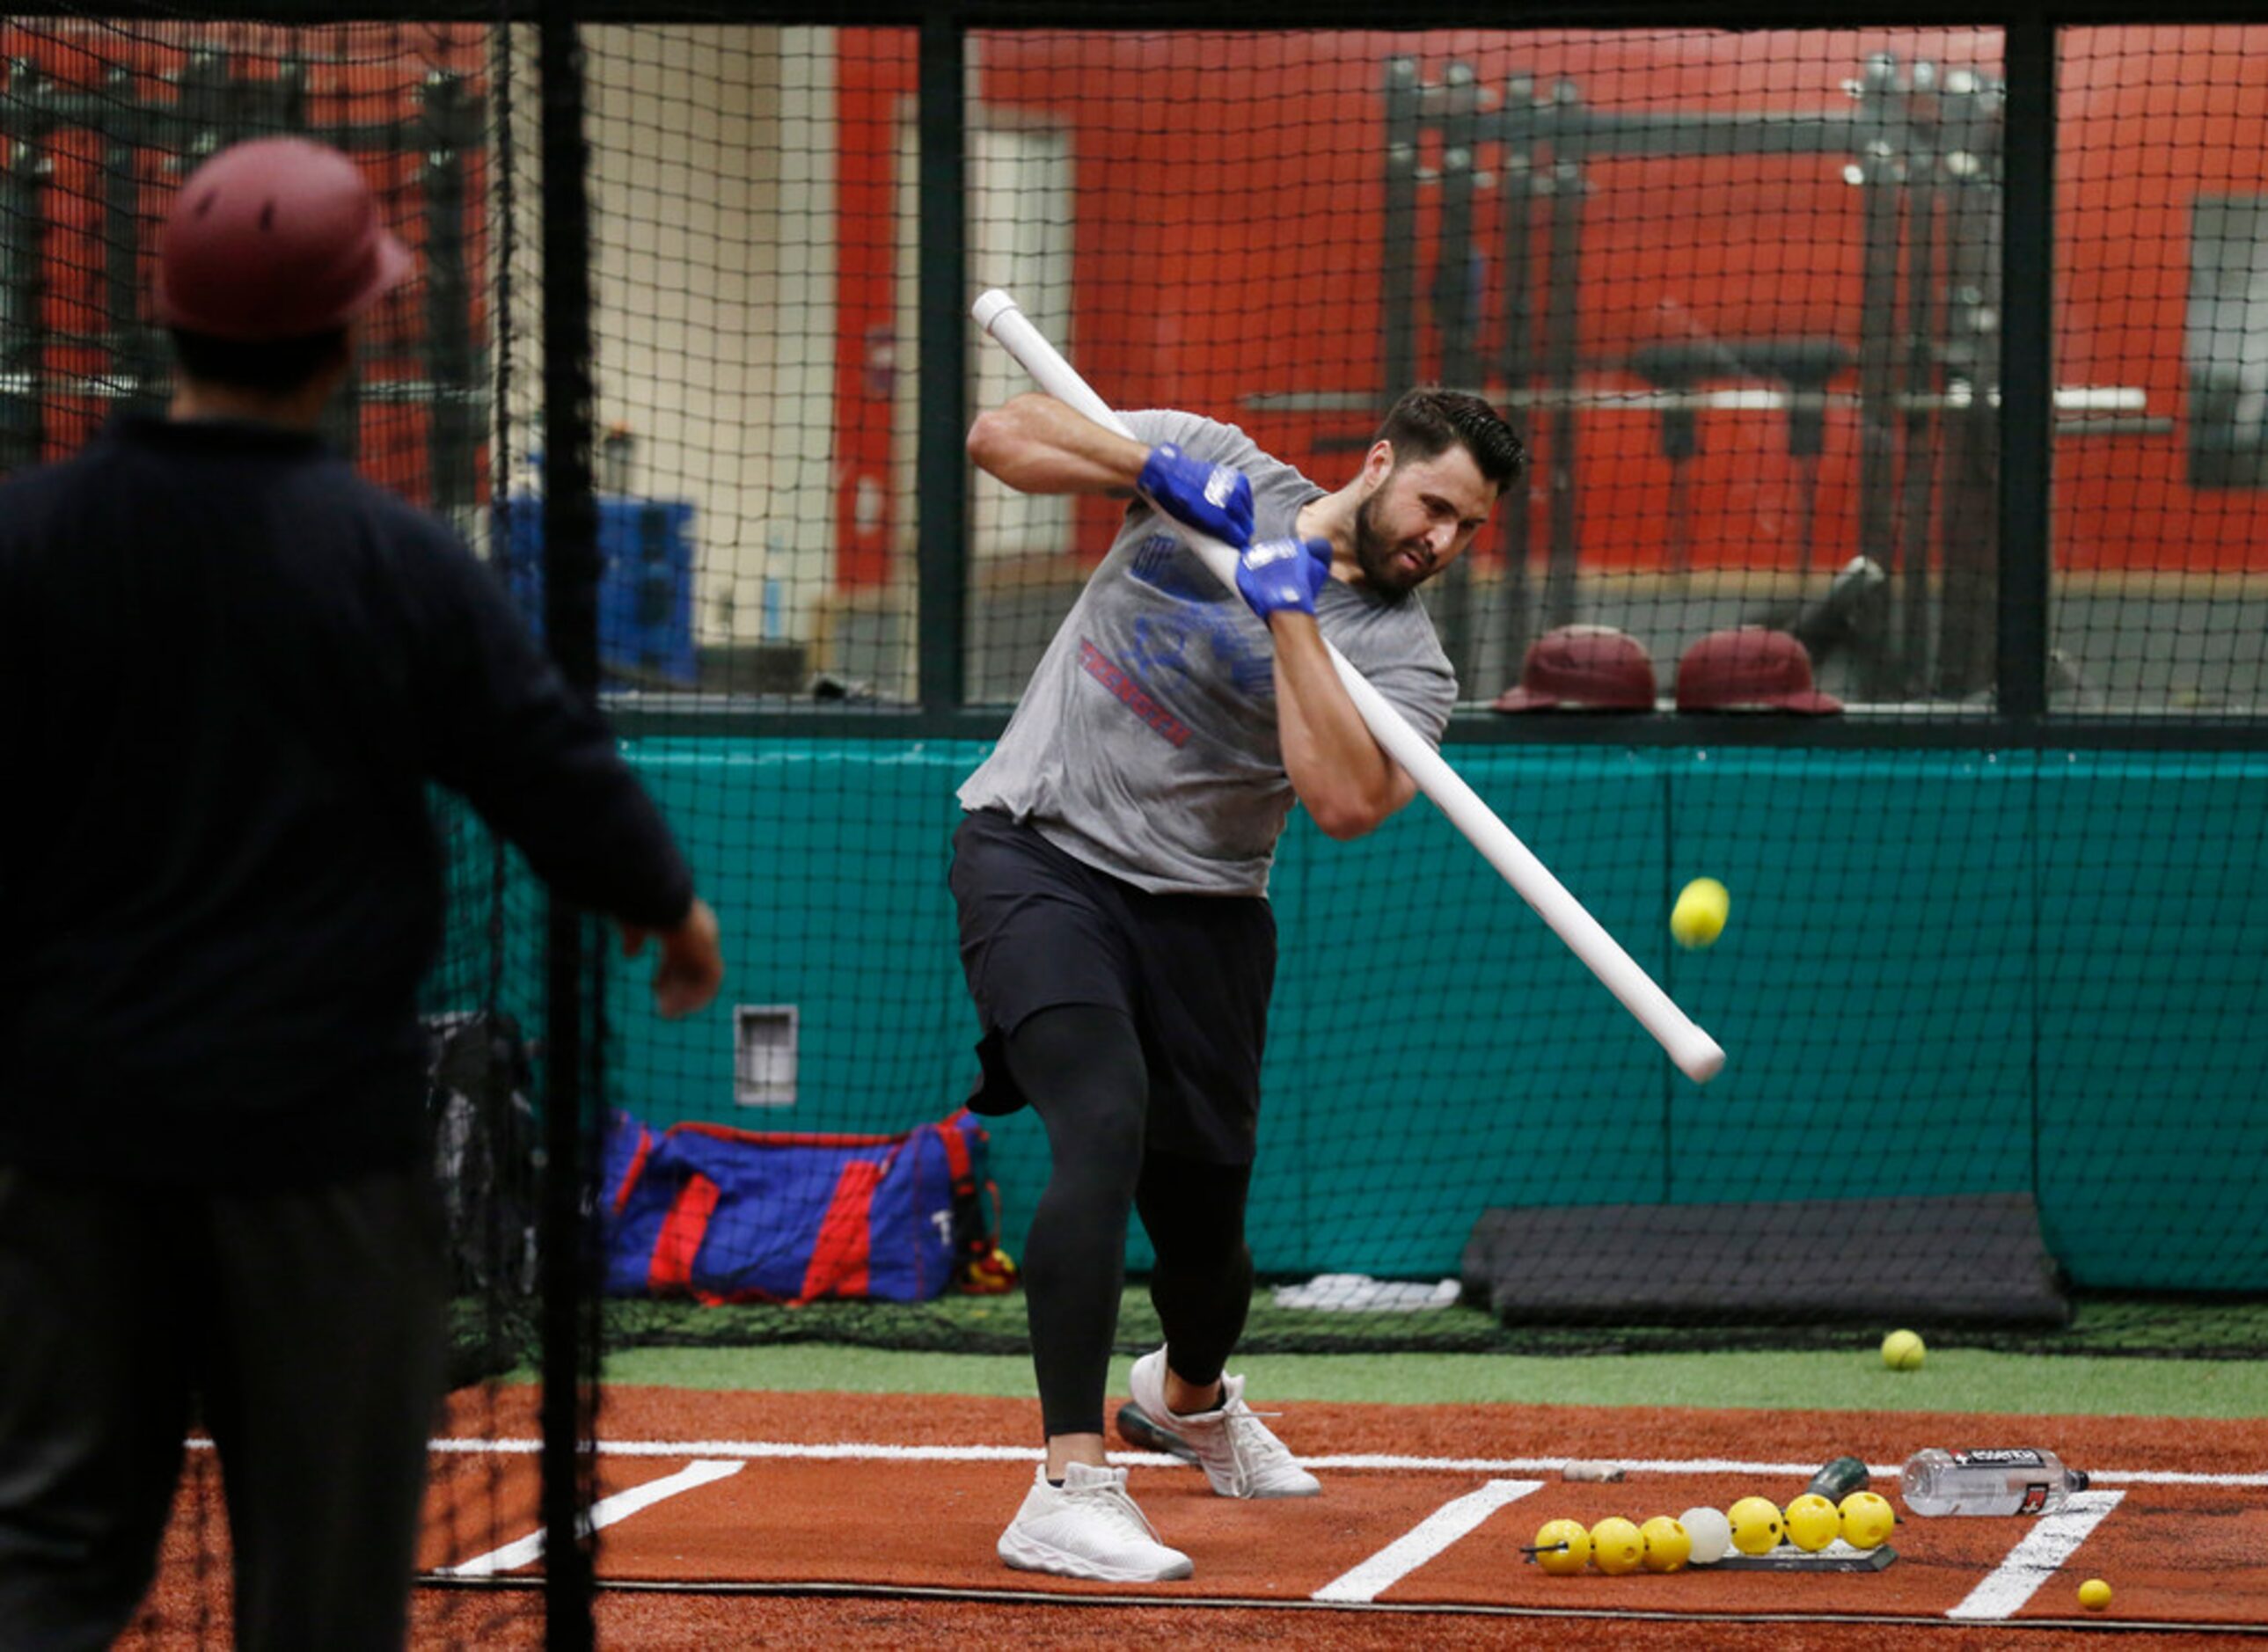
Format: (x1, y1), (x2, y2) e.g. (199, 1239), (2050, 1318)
(2188, 196), (2268, 489)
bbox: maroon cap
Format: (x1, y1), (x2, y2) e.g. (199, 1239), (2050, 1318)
(1675, 627), (1843, 714)
(155, 138), (413, 341)
(1494, 625), (1657, 713)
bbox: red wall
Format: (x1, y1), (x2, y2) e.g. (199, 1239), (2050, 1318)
(0, 25), (492, 506)
(838, 26), (2268, 577)
(831, 31), (914, 588)
(2056, 25), (2268, 572)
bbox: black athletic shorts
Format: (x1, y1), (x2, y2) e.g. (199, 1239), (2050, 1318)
(947, 808), (1276, 1166)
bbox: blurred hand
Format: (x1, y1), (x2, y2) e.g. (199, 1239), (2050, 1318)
(1137, 442), (1255, 548)
(1233, 536), (1335, 620)
(618, 896), (724, 1019)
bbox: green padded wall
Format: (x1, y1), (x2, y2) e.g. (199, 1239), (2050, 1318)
(457, 738), (2268, 1292)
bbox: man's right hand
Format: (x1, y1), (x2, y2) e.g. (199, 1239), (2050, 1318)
(619, 896), (725, 1019)
(1137, 443), (1255, 548)
(1234, 536), (1335, 620)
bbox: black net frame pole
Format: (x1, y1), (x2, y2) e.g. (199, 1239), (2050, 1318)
(1897, 75), (1939, 696)
(99, 72), (144, 410)
(916, 8), (967, 711)
(486, 18), (520, 1013)
(1434, 62), (1481, 393)
(0, 98), (47, 474)
(1380, 56), (1419, 403)
(1432, 61), (1480, 688)
(1493, 74), (1537, 682)
(535, 6), (600, 1648)
(1540, 144), (1583, 633)
(1932, 86), (2001, 700)
(421, 69), (480, 523)
(1853, 55), (1903, 700)
(1996, 17), (2053, 723)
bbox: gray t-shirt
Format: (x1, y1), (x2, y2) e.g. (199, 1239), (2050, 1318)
(958, 409), (1457, 895)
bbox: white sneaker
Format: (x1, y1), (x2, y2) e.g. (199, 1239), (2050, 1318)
(997, 1461), (1194, 1583)
(1127, 1348), (1321, 1499)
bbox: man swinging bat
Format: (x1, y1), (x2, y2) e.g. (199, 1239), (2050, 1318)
(947, 383), (1521, 1583)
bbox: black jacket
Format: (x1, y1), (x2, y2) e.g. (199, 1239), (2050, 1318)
(0, 415), (694, 1183)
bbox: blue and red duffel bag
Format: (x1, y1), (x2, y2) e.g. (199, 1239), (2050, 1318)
(602, 1107), (1003, 1305)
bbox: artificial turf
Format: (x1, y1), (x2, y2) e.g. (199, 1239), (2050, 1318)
(584, 1291), (2268, 1419)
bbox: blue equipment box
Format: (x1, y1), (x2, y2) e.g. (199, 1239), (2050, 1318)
(494, 494), (697, 687)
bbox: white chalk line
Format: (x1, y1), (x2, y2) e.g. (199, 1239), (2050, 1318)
(183, 1435), (2265, 1487)
(1313, 1480), (1544, 1603)
(388, 1440), (2209, 1619)
(430, 1458), (747, 1578)
(1945, 1489), (2125, 1621)
(419, 1442), (2268, 1488)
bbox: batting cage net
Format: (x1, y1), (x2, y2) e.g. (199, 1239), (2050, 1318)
(4, 5), (2264, 1644)
(0, 14), (559, 1642)
(566, 20), (2266, 1368)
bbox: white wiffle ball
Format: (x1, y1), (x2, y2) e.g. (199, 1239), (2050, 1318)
(1679, 1506), (1733, 1566)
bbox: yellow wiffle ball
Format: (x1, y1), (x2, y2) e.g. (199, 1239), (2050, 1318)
(2078, 1577), (2113, 1611)
(1532, 1517), (1591, 1576)
(1783, 1493), (1840, 1552)
(1882, 1328), (1927, 1371)
(1639, 1516), (1692, 1572)
(1670, 878), (1730, 949)
(1840, 1490), (1897, 1550)
(1590, 1516), (1646, 1575)
(1727, 1496), (1786, 1555)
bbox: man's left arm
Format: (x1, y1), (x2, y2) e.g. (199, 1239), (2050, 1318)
(1230, 537), (1422, 840)
(1271, 614), (1418, 839)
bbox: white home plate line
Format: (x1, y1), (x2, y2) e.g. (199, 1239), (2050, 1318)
(1944, 1490), (2125, 1621)
(183, 1436), (2268, 1489)
(1312, 1480), (1544, 1604)
(432, 1459), (747, 1579)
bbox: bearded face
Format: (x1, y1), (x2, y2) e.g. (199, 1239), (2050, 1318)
(1350, 448), (1499, 596)
(1352, 488), (1432, 596)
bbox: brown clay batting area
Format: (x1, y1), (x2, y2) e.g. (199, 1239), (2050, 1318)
(141, 1387), (2267, 1644)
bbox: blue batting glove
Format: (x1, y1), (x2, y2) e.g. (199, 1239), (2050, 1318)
(1138, 443), (1255, 548)
(1233, 536), (1335, 619)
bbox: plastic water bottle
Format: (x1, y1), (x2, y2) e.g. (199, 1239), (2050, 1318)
(1899, 1448), (2089, 1516)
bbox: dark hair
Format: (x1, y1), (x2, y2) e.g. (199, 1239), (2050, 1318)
(168, 326), (350, 393)
(1374, 386), (1524, 491)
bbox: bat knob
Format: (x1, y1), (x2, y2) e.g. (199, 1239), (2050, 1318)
(972, 289), (1021, 333)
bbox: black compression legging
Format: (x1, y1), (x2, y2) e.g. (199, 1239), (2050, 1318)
(1002, 1004), (1255, 1441)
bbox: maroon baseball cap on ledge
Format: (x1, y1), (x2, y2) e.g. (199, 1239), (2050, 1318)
(1494, 625), (1658, 713)
(1675, 627), (1843, 714)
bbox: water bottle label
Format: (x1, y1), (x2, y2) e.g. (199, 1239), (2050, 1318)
(1955, 1450), (2046, 1468)
(2018, 1483), (2050, 1515)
